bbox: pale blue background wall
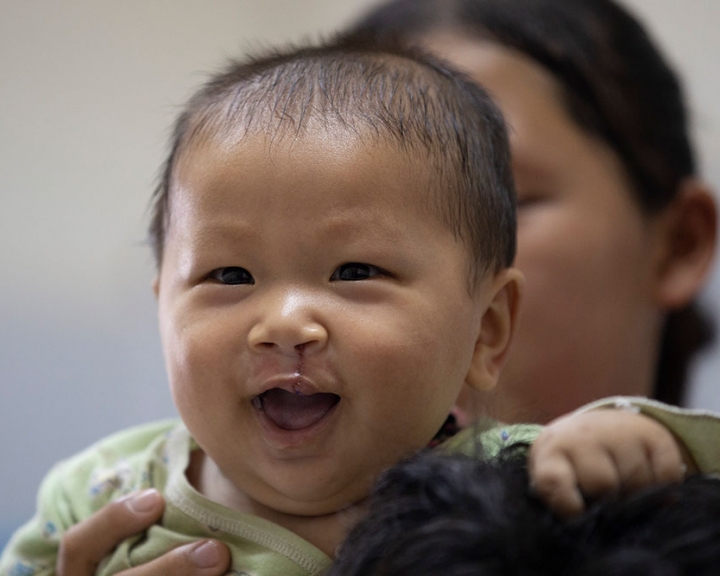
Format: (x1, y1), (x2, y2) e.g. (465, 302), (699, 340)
(2, 0), (718, 550)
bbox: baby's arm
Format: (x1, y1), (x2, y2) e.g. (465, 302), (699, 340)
(529, 406), (689, 517)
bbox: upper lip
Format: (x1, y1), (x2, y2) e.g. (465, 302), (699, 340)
(254, 374), (325, 398)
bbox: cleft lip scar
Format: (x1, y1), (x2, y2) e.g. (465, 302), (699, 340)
(255, 373), (324, 398)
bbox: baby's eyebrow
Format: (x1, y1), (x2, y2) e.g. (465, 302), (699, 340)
(168, 220), (261, 277)
(179, 217), (261, 244)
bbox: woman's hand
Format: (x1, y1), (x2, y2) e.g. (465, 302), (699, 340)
(56, 489), (231, 576)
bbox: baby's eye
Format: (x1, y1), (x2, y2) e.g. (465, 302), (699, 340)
(331, 263), (384, 281)
(209, 267), (254, 285)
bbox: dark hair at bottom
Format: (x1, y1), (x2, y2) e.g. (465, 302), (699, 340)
(329, 450), (720, 575)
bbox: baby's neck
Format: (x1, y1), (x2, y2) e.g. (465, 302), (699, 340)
(186, 449), (366, 557)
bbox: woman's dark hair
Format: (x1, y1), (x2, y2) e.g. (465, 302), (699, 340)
(348, 0), (713, 403)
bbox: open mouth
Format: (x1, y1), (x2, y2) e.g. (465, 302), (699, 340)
(252, 388), (340, 431)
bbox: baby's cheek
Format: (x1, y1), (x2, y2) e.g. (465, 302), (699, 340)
(164, 318), (235, 403)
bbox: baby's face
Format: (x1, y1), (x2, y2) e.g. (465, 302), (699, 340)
(156, 128), (489, 516)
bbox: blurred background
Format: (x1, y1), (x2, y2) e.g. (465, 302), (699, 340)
(1, 0), (718, 548)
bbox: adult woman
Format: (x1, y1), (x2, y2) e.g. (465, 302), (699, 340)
(53, 0), (717, 573)
(349, 0), (717, 425)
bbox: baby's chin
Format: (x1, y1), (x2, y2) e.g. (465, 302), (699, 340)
(196, 448), (376, 518)
(246, 465), (377, 519)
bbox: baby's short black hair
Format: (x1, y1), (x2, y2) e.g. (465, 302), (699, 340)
(149, 35), (516, 283)
(330, 451), (720, 575)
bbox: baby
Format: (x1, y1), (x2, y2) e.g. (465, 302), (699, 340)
(3, 36), (719, 576)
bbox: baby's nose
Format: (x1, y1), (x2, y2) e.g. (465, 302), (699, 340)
(247, 290), (328, 355)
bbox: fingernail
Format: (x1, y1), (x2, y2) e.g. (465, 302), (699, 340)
(191, 541), (220, 568)
(125, 489), (160, 513)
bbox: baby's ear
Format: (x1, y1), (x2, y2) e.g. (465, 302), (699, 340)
(465, 268), (524, 392)
(653, 178), (717, 308)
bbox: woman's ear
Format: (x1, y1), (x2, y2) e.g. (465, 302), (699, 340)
(152, 276), (160, 298)
(654, 178), (717, 309)
(465, 268), (524, 392)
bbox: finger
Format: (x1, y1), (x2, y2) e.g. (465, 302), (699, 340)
(612, 413), (684, 487)
(115, 540), (231, 576)
(586, 412), (680, 493)
(647, 430), (686, 484)
(570, 445), (622, 498)
(57, 489), (164, 576)
(598, 430), (663, 494)
(529, 451), (584, 518)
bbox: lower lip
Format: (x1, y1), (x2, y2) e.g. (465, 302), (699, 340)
(253, 400), (340, 451)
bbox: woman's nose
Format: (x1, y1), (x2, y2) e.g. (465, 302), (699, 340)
(247, 290), (328, 355)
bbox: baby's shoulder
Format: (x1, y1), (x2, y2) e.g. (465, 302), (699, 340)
(0, 421), (183, 574)
(440, 419), (544, 460)
(83, 419), (181, 462)
(41, 419), (181, 522)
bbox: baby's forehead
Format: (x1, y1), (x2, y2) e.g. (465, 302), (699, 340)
(178, 119), (442, 187)
(170, 124), (464, 244)
(181, 124), (445, 202)
(168, 125), (478, 258)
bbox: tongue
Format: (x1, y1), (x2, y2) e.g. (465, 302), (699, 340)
(257, 388), (339, 430)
